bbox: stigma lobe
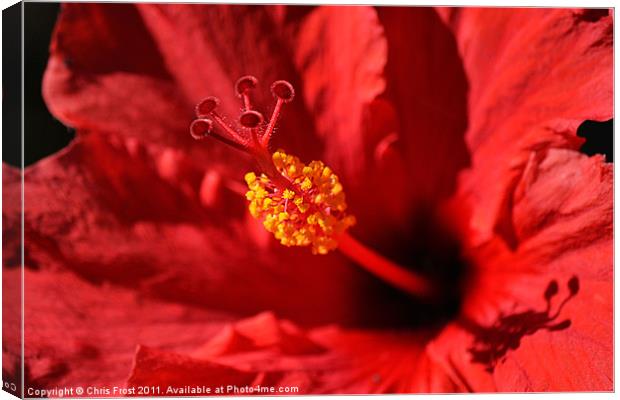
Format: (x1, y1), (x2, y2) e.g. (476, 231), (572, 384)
(189, 75), (294, 154)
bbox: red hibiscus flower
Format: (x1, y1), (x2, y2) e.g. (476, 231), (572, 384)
(3, 4), (612, 395)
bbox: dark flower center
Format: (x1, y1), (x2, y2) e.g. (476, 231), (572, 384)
(347, 208), (471, 329)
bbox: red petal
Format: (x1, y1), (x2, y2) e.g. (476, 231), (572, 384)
(42, 4), (196, 151)
(42, 4), (321, 167)
(291, 7), (412, 246)
(129, 313), (459, 394)
(194, 312), (325, 358)
(310, 327), (460, 393)
(135, 4), (322, 160)
(376, 7), (470, 207)
(333, 7), (471, 254)
(2, 164), (21, 269)
(512, 150), (612, 245)
(491, 150), (612, 390)
(440, 8), (613, 244)
(430, 150), (612, 391)
(13, 267), (235, 390)
(134, 5), (283, 104)
(2, 165), (22, 392)
(493, 285), (612, 391)
(293, 6), (387, 179)
(127, 346), (260, 394)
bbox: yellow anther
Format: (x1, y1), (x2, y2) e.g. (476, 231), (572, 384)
(243, 149), (355, 254)
(249, 201), (259, 217)
(282, 189), (295, 200)
(244, 172), (257, 184)
(254, 188), (267, 200)
(294, 197), (309, 213)
(300, 177), (312, 191)
(263, 218), (275, 231)
(315, 245), (328, 255)
(272, 151), (284, 165)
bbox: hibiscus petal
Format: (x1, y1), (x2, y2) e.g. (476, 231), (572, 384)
(333, 7), (471, 256)
(42, 4), (196, 151)
(128, 312), (459, 394)
(511, 150), (612, 247)
(11, 267), (235, 390)
(292, 6), (387, 178)
(490, 150), (612, 390)
(127, 346), (260, 395)
(43, 4), (310, 171)
(430, 149), (612, 391)
(3, 164), (21, 269)
(194, 312), (326, 357)
(439, 8), (613, 244)
(3, 165), (22, 395)
(291, 7), (412, 247)
(376, 7), (470, 208)
(309, 327), (459, 393)
(135, 4), (323, 160)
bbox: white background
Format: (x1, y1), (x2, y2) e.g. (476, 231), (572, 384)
(0, 0), (617, 399)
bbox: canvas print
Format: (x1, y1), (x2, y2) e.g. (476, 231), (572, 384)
(2, 2), (613, 397)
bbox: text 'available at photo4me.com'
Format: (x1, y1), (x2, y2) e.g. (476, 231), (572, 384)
(26, 384), (300, 397)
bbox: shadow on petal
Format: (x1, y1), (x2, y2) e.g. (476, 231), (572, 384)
(461, 277), (579, 372)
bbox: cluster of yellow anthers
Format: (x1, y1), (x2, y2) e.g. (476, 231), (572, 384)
(245, 150), (356, 255)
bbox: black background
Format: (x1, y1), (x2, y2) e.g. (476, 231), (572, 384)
(22, 2), (73, 167)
